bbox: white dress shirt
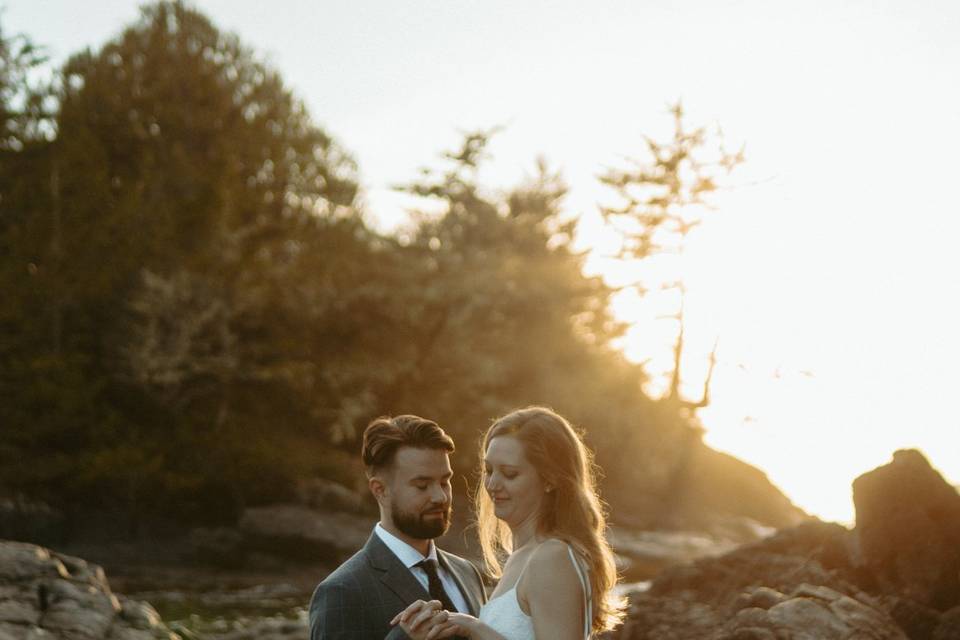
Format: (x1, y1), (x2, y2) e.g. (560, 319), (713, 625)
(374, 522), (470, 613)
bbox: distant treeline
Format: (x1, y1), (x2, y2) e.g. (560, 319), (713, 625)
(0, 2), (754, 531)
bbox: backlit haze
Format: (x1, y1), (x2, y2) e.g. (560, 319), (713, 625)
(10, 0), (960, 523)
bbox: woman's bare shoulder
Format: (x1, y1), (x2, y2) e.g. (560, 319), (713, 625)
(527, 538), (580, 581)
(519, 538), (584, 618)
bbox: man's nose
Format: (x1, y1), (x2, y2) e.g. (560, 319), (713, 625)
(429, 484), (448, 503)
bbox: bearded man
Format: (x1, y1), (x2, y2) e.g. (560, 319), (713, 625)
(308, 415), (486, 640)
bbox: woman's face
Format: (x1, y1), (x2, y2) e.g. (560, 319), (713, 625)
(484, 435), (546, 528)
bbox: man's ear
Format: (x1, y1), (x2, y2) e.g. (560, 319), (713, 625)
(368, 475), (387, 503)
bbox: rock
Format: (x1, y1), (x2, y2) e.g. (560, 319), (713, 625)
(618, 594), (720, 640)
(615, 525), (906, 639)
(853, 449), (960, 610)
(734, 587), (786, 611)
(40, 579), (119, 639)
(934, 606), (960, 640)
(613, 450), (960, 640)
(0, 540), (179, 640)
(745, 520), (854, 573)
(0, 543), (68, 582)
(0, 584), (42, 625)
(187, 527), (246, 569)
(238, 504), (371, 563)
(722, 592), (909, 640)
(649, 548), (859, 608)
(294, 478), (370, 514)
(116, 598), (163, 631)
(768, 597), (865, 638)
(878, 596), (942, 640)
(790, 583), (846, 602)
(725, 628), (777, 640)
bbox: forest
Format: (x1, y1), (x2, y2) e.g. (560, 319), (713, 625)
(0, 1), (793, 536)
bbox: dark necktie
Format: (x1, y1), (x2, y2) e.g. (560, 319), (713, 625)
(415, 559), (458, 613)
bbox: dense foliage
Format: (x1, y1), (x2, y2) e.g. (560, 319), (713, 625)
(0, 2), (769, 532)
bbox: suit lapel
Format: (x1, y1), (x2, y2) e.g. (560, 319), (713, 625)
(364, 532), (431, 606)
(437, 550), (481, 616)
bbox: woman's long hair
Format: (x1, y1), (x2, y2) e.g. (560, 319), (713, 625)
(475, 406), (625, 634)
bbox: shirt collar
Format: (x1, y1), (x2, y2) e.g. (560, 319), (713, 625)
(374, 522), (438, 569)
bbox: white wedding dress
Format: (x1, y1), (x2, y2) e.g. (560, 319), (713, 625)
(478, 544), (592, 640)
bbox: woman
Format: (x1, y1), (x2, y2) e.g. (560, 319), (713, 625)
(393, 406), (624, 639)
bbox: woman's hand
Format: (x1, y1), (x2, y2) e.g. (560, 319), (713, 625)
(390, 600), (451, 640)
(389, 602), (479, 640)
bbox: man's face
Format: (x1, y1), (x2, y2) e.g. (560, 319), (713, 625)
(379, 447), (453, 541)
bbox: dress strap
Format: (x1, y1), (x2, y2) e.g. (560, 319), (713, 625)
(566, 545), (592, 639)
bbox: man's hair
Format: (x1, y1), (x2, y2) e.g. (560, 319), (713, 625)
(361, 415), (455, 474)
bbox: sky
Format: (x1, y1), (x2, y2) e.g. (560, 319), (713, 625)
(7, 0), (960, 523)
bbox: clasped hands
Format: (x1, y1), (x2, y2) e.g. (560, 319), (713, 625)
(390, 599), (476, 640)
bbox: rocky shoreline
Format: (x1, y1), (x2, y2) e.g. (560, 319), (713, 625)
(3, 449), (958, 640)
(617, 450), (960, 640)
(0, 541), (178, 640)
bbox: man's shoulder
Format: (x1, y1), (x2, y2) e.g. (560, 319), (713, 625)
(317, 547), (372, 589)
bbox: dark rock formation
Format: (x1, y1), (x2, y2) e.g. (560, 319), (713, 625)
(615, 450), (960, 640)
(185, 504), (373, 569)
(236, 504), (371, 563)
(0, 540), (178, 640)
(853, 449), (960, 610)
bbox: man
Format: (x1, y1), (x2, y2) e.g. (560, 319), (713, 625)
(309, 415), (486, 640)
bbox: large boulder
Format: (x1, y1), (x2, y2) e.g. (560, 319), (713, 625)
(0, 540), (178, 640)
(237, 504), (372, 563)
(294, 479), (371, 515)
(853, 449), (960, 610)
(186, 502), (375, 568)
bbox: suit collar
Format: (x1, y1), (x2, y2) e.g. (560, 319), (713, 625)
(364, 532), (431, 605)
(364, 531), (481, 617)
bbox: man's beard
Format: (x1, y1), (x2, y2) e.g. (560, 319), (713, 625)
(392, 502), (452, 540)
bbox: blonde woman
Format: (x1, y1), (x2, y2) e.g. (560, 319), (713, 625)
(393, 407), (624, 639)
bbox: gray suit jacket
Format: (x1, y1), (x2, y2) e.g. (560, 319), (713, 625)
(309, 531), (487, 640)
